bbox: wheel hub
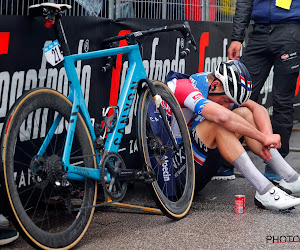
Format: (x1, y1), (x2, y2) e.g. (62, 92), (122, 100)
(30, 155), (63, 189)
(149, 136), (167, 164)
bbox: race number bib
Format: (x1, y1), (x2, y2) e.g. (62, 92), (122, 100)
(43, 40), (64, 66)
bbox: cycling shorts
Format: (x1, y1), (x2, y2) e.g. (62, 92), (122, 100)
(190, 127), (223, 192)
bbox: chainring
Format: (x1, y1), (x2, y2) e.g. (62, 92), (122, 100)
(101, 152), (127, 201)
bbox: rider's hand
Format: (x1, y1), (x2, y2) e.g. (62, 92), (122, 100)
(228, 41), (242, 60)
(263, 134), (281, 149)
(260, 134), (281, 160)
(260, 146), (272, 161)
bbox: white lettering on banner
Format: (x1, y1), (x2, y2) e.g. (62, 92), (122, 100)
(260, 70), (274, 116)
(129, 139), (138, 154)
(13, 168), (37, 189)
(0, 40), (92, 138)
(204, 38), (229, 73)
(119, 37), (186, 138)
(120, 37), (185, 88)
(260, 68), (274, 104)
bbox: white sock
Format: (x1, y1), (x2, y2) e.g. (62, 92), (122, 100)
(265, 149), (299, 182)
(232, 152), (274, 194)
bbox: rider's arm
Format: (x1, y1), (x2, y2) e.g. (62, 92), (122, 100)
(241, 99), (273, 135)
(201, 101), (280, 149)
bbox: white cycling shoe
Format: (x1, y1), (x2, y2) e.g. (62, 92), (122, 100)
(279, 176), (300, 195)
(254, 186), (300, 211)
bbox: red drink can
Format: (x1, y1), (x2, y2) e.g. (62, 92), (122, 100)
(235, 195), (245, 214)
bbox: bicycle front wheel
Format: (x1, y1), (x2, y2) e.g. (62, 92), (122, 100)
(138, 81), (195, 220)
(1, 88), (97, 249)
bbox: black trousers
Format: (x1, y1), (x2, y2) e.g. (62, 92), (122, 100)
(241, 23), (300, 158)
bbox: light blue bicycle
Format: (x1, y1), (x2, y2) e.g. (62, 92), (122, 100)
(0, 3), (196, 249)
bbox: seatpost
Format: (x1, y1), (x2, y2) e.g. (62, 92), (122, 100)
(53, 17), (71, 56)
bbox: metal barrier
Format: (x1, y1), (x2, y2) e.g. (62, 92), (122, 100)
(0, 0), (236, 22)
(0, 0), (105, 16)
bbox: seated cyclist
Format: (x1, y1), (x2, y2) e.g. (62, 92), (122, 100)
(166, 59), (300, 211)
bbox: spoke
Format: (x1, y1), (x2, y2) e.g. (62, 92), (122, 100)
(31, 187), (45, 224)
(15, 144), (36, 161)
(22, 185), (38, 210)
(13, 159), (30, 168)
(41, 188), (54, 230)
(18, 130), (40, 152)
(70, 147), (82, 156)
(18, 183), (36, 196)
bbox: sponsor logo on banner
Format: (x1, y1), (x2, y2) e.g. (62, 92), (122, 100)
(0, 40), (92, 138)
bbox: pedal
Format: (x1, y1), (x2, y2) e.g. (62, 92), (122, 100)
(143, 170), (156, 183)
(144, 177), (155, 183)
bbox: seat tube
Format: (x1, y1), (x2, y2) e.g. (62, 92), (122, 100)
(53, 18), (71, 56)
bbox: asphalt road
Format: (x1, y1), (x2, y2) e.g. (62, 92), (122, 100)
(3, 122), (300, 249)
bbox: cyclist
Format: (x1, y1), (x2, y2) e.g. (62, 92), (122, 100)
(166, 59), (300, 211)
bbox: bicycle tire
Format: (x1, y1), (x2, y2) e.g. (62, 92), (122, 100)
(0, 88), (97, 249)
(137, 81), (195, 220)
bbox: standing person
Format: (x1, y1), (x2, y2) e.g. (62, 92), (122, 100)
(227, 0), (300, 183)
(0, 195), (19, 246)
(165, 60), (300, 211)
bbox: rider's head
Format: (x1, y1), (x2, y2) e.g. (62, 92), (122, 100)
(210, 60), (252, 106)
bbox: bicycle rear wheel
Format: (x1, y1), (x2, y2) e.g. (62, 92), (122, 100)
(137, 81), (195, 220)
(0, 88), (97, 249)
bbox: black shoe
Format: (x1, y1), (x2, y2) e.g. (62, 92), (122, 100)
(0, 229), (19, 246)
(211, 166), (235, 180)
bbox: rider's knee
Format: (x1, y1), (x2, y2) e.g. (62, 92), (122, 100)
(233, 107), (253, 121)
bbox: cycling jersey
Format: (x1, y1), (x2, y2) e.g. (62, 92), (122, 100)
(153, 71), (239, 192)
(166, 71), (238, 130)
(166, 70), (240, 166)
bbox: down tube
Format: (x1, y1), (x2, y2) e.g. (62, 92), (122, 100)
(104, 49), (147, 152)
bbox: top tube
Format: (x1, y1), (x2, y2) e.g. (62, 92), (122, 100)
(65, 44), (139, 63)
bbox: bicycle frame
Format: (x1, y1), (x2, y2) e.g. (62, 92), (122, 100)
(38, 43), (147, 183)
(0, 6), (197, 248)
(31, 8), (196, 185)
